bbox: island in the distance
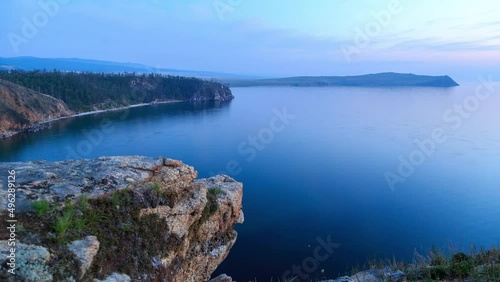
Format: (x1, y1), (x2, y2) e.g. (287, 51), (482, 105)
(226, 72), (460, 87)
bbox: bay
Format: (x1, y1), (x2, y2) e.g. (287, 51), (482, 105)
(1, 86), (499, 280)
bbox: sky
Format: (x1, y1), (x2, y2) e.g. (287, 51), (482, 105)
(1, 0), (500, 81)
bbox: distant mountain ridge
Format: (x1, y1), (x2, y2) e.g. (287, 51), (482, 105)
(0, 57), (459, 87)
(227, 72), (460, 87)
(0, 56), (259, 79)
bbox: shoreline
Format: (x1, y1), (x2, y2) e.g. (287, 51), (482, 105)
(40, 99), (187, 124)
(0, 99), (187, 140)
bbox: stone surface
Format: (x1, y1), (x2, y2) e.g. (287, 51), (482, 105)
(0, 241), (53, 282)
(93, 272), (131, 282)
(323, 268), (406, 282)
(0, 156), (243, 282)
(0, 156), (189, 212)
(209, 273), (233, 282)
(68, 236), (100, 278)
(189, 84), (233, 102)
(139, 182), (206, 238)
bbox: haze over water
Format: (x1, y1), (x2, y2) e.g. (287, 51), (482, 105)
(1, 85), (499, 280)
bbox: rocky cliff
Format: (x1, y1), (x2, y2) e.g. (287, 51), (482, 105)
(0, 156), (243, 282)
(0, 79), (74, 138)
(189, 83), (233, 102)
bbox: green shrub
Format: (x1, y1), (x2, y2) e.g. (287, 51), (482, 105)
(483, 265), (500, 280)
(31, 199), (51, 217)
(189, 187), (223, 240)
(85, 210), (108, 225)
(430, 265), (449, 280)
(152, 182), (162, 192)
(429, 246), (447, 266)
(209, 187), (222, 196)
(150, 181), (165, 197)
(451, 253), (469, 264)
(79, 196), (89, 212)
(63, 199), (75, 213)
(111, 191), (121, 207)
(450, 253), (472, 278)
(451, 262), (472, 278)
(54, 210), (74, 238)
(74, 217), (88, 231)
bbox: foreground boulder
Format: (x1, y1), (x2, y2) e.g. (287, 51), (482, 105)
(321, 268), (406, 282)
(0, 156), (243, 282)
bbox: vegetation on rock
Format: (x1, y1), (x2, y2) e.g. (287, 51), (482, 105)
(0, 157), (244, 282)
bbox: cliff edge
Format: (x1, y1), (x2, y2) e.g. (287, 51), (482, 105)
(0, 79), (74, 138)
(0, 156), (243, 282)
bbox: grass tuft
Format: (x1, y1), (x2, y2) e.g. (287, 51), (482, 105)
(111, 191), (121, 207)
(342, 245), (500, 282)
(53, 209), (73, 238)
(31, 199), (52, 217)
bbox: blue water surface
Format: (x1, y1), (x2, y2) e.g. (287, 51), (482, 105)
(1, 86), (499, 280)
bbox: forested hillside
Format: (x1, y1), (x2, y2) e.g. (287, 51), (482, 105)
(0, 70), (233, 112)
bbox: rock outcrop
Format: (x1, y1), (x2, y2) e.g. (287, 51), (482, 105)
(68, 236), (100, 279)
(322, 268), (406, 282)
(189, 83), (233, 102)
(208, 274), (233, 282)
(0, 156), (243, 282)
(0, 79), (74, 138)
(0, 241), (53, 281)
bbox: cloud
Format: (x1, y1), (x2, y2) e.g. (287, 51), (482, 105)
(448, 20), (500, 30)
(1, 0), (499, 78)
(386, 35), (500, 52)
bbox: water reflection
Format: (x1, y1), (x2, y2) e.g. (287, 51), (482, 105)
(0, 101), (231, 161)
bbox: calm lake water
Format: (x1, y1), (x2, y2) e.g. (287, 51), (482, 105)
(1, 86), (500, 280)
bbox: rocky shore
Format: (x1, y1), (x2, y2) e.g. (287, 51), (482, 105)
(208, 269), (407, 282)
(0, 156), (243, 281)
(0, 98), (233, 140)
(0, 123), (51, 139)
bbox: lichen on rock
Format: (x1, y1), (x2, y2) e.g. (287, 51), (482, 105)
(68, 236), (100, 279)
(0, 241), (53, 282)
(93, 272), (131, 282)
